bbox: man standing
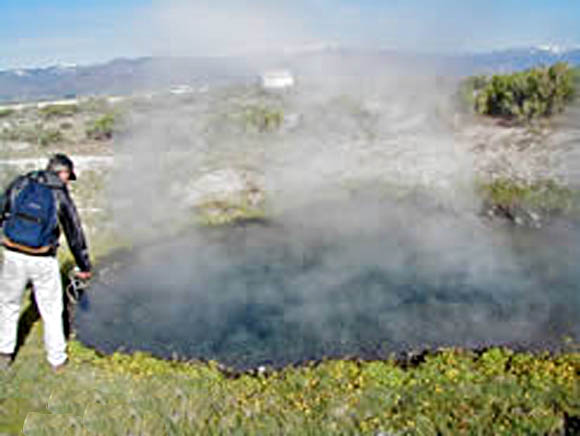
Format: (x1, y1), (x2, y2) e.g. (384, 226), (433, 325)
(0, 154), (92, 372)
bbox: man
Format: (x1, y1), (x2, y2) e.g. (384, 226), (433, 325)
(0, 154), (92, 372)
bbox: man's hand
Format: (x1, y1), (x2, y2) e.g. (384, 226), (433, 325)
(76, 271), (92, 280)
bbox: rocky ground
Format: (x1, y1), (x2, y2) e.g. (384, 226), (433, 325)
(458, 104), (580, 186)
(1, 81), (579, 232)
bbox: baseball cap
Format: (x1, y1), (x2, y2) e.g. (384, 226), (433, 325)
(47, 153), (77, 181)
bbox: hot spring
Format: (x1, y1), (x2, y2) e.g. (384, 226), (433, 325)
(71, 68), (580, 369)
(74, 197), (580, 369)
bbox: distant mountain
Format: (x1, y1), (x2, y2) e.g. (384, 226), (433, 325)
(0, 57), (259, 103)
(444, 46), (580, 75)
(0, 47), (578, 103)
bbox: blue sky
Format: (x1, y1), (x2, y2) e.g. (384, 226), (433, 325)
(1, 0), (579, 69)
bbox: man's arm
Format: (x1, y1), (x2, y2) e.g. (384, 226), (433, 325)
(57, 190), (92, 273)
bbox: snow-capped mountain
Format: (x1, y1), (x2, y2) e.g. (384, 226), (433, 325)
(534, 44), (580, 55)
(449, 46), (580, 75)
(0, 46), (578, 103)
(47, 62), (79, 75)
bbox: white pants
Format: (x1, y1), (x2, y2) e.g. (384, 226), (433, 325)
(0, 250), (67, 366)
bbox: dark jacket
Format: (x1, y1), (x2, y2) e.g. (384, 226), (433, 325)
(0, 170), (91, 272)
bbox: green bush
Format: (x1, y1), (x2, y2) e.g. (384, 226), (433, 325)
(38, 128), (64, 147)
(86, 113), (116, 140)
(0, 108), (15, 118)
(456, 75), (488, 111)
(39, 104), (79, 119)
(473, 63), (575, 121)
(573, 67), (580, 89)
(243, 105), (283, 133)
(478, 178), (580, 218)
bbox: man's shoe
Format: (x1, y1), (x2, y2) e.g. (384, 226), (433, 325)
(0, 353), (12, 371)
(51, 359), (68, 374)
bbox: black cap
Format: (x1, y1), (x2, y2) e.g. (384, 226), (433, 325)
(47, 153), (77, 181)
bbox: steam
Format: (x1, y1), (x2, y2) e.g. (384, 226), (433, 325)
(110, 70), (476, 238)
(77, 196), (580, 368)
(73, 1), (580, 368)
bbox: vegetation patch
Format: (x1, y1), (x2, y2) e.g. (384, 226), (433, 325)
(0, 125), (65, 147)
(85, 113), (117, 141)
(38, 128), (65, 147)
(2, 320), (578, 435)
(195, 192), (267, 227)
(573, 67), (580, 89)
(242, 105), (284, 133)
(0, 125), (38, 143)
(478, 178), (580, 224)
(39, 104), (79, 119)
(461, 63), (575, 122)
(0, 108), (15, 118)
(480, 178), (576, 210)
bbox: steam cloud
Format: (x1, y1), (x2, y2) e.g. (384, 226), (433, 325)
(74, 1), (580, 368)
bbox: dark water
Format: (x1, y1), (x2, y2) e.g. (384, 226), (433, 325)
(75, 201), (580, 369)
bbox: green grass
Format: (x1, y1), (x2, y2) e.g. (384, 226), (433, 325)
(195, 193), (266, 227)
(478, 178), (580, 216)
(39, 104), (79, 119)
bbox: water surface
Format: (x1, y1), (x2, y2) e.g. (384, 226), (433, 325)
(75, 200), (580, 369)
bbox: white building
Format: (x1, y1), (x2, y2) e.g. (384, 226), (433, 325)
(260, 70), (295, 90)
(169, 85), (194, 95)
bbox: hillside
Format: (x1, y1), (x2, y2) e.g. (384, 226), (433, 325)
(1, 47), (579, 103)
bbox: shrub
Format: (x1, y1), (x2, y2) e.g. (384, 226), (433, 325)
(573, 67), (580, 89)
(0, 108), (15, 118)
(478, 178), (579, 219)
(38, 128), (64, 147)
(456, 75), (488, 111)
(473, 62), (575, 121)
(0, 125), (64, 147)
(39, 104), (79, 119)
(0, 125), (39, 143)
(86, 113), (116, 140)
(243, 105), (283, 133)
